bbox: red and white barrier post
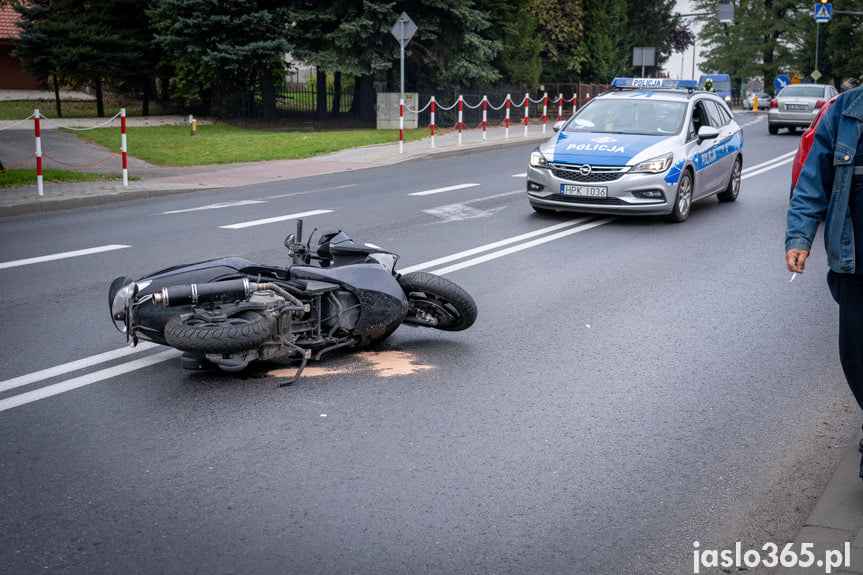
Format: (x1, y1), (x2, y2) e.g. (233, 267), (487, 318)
(399, 98), (404, 154)
(482, 96), (488, 141)
(457, 95), (464, 146)
(430, 96), (436, 148)
(542, 92), (548, 134)
(573, 94), (578, 116)
(523, 93), (529, 138)
(557, 93), (563, 122)
(120, 108), (128, 187)
(34, 109), (43, 196)
(505, 94), (511, 139)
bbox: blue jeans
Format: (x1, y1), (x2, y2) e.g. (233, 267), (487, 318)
(827, 271), (863, 410)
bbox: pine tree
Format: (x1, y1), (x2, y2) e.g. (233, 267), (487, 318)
(12, 0), (70, 116)
(151, 0), (292, 118)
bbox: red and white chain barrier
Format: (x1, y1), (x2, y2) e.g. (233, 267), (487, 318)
(402, 91), (582, 154)
(0, 109), (129, 194)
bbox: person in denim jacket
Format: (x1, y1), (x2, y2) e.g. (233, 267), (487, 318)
(786, 84), (863, 479)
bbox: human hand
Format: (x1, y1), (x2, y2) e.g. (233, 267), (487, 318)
(786, 248), (809, 274)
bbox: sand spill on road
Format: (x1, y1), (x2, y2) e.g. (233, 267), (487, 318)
(266, 350), (434, 379)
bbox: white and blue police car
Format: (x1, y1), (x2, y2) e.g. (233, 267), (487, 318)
(526, 78), (743, 222)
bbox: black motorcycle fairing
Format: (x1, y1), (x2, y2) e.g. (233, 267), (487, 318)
(290, 263), (408, 333)
(140, 256), (260, 282)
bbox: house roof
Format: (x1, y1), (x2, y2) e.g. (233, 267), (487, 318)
(0, 5), (21, 41)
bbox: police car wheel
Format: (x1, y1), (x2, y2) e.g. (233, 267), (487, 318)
(717, 156), (741, 202)
(666, 169), (693, 223)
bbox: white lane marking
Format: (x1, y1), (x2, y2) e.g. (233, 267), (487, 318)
(0, 350), (181, 413)
(0, 245), (131, 270)
(400, 218), (598, 274)
(220, 209), (333, 229)
(512, 173), (527, 177)
(0, 342), (159, 393)
(741, 150), (797, 180)
(263, 184), (358, 200)
(162, 200), (266, 214)
(409, 183), (480, 196)
(430, 218), (614, 275)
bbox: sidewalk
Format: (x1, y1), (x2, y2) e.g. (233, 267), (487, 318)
(0, 119), (550, 217)
(784, 429), (863, 574)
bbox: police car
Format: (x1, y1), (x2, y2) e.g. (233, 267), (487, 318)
(526, 78), (743, 222)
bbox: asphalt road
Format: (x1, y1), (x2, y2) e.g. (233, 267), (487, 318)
(0, 116), (857, 574)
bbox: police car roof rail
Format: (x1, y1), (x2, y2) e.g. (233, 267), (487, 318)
(610, 78), (698, 93)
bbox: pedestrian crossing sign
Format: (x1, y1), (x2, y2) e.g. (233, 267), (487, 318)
(814, 3), (831, 22)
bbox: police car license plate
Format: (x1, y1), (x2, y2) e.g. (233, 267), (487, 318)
(561, 184), (607, 198)
(785, 104), (807, 110)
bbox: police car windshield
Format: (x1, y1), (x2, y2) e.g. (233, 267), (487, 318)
(565, 99), (686, 136)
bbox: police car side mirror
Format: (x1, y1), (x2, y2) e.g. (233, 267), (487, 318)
(553, 120), (565, 132)
(697, 126), (720, 142)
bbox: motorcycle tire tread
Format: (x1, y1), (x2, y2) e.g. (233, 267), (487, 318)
(164, 312), (271, 354)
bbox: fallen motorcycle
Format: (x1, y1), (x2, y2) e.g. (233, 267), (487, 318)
(109, 219), (477, 385)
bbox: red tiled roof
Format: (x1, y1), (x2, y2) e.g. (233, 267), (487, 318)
(0, 5), (21, 41)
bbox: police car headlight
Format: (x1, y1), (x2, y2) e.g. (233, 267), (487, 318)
(631, 153), (673, 174)
(530, 150), (549, 168)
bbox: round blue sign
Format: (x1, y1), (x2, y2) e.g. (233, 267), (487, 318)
(775, 75), (790, 90)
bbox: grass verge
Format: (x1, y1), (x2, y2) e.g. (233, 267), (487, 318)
(76, 124), (428, 167)
(0, 168), (126, 189)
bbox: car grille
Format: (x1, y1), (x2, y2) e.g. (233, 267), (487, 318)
(549, 162), (629, 183)
(556, 196), (628, 205)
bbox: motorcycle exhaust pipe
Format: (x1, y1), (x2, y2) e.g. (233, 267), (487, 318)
(152, 278), (310, 312)
(153, 278), (253, 307)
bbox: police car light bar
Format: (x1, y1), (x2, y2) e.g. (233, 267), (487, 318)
(611, 78), (698, 90)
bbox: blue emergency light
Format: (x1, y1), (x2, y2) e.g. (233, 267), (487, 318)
(611, 78), (698, 90)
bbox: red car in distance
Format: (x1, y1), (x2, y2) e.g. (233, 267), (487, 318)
(790, 93), (839, 196)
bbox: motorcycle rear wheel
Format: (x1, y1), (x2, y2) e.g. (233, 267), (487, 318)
(164, 311), (271, 354)
(398, 272), (477, 331)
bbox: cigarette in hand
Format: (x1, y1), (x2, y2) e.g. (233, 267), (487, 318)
(790, 272), (797, 283)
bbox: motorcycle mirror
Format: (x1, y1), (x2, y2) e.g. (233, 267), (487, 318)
(284, 234), (295, 249)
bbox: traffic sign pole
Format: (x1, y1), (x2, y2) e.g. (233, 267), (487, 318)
(815, 22), (820, 82)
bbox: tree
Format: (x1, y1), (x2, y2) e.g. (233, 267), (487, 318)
(151, 0), (292, 118)
(11, 0), (162, 117)
(694, 0), (804, 94)
(10, 0), (68, 116)
(527, 0), (587, 81)
(579, 0), (630, 81)
(524, 0), (688, 84)
(286, 0), (502, 121)
(624, 0), (694, 76)
(476, 0), (542, 88)
(285, 1), (395, 120)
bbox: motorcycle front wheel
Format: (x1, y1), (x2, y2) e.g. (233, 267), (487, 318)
(164, 311), (271, 354)
(398, 272), (477, 331)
